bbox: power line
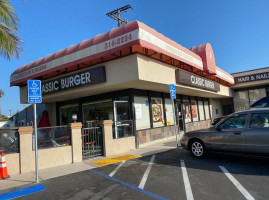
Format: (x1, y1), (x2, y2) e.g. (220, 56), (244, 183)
(106, 5), (133, 27)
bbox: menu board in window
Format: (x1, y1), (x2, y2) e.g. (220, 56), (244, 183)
(191, 100), (199, 122)
(183, 99), (191, 123)
(151, 97), (164, 127)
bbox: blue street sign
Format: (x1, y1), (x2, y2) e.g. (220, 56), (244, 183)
(28, 80), (42, 104)
(170, 84), (176, 99)
(170, 90), (176, 99)
(170, 84), (175, 91)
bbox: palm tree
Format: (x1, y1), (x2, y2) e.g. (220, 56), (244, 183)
(0, 89), (4, 115)
(0, 0), (23, 60)
(0, 89), (4, 98)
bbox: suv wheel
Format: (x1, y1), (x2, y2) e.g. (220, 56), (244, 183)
(190, 140), (206, 157)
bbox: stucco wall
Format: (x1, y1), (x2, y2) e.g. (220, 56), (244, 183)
(102, 120), (136, 157)
(210, 98), (223, 120)
(137, 54), (233, 98)
(106, 136), (136, 157)
(39, 54), (140, 103)
(5, 153), (20, 175)
(3, 123), (82, 175)
(38, 146), (72, 169)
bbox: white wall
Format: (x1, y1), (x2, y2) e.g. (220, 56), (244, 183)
(210, 98), (223, 120)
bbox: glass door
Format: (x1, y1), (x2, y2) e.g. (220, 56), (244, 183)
(113, 101), (131, 138)
(176, 102), (184, 133)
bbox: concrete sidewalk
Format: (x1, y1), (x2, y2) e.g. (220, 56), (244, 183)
(0, 138), (177, 192)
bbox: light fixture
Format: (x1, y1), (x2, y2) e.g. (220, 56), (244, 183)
(72, 114), (77, 123)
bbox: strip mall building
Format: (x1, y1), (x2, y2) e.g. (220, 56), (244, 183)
(10, 21), (262, 149)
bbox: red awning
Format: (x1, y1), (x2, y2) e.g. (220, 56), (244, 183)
(10, 20), (234, 86)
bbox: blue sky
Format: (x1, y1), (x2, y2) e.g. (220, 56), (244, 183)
(1, 0), (269, 116)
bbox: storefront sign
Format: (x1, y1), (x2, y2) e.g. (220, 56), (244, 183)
(42, 66), (106, 95)
(235, 72), (269, 83)
(176, 69), (220, 92)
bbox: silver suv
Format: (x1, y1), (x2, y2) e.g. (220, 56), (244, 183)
(180, 108), (269, 158)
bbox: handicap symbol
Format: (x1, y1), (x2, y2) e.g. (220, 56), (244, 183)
(32, 81), (38, 88)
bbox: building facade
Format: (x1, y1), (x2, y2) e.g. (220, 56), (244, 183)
(10, 21), (236, 147)
(232, 67), (269, 112)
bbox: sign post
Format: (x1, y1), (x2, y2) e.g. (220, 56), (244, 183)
(28, 80), (42, 183)
(170, 84), (178, 148)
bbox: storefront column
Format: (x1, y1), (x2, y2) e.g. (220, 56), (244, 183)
(101, 120), (113, 157)
(18, 126), (35, 174)
(101, 120), (136, 156)
(70, 122), (83, 163)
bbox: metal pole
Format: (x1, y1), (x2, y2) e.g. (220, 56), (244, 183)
(113, 101), (118, 138)
(34, 103), (39, 183)
(172, 100), (178, 148)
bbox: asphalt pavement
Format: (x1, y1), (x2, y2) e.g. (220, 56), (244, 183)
(1, 144), (269, 200)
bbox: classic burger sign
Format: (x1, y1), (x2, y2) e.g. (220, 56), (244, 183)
(42, 66), (106, 95)
(176, 69), (220, 92)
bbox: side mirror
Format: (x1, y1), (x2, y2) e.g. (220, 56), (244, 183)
(215, 126), (221, 132)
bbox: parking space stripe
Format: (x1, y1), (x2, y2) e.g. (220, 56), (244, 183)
(138, 155), (156, 189)
(0, 184), (45, 200)
(219, 166), (255, 200)
(180, 160), (194, 200)
(89, 169), (169, 200)
(109, 160), (126, 177)
(158, 154), (269, 176)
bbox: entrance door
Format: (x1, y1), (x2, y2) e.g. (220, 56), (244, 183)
(176, 102), (184, 133)
(113, 101), (131, 138)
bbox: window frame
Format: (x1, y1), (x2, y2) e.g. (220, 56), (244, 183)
(219, 113), (248, 130)
(249, 112), (269, 129)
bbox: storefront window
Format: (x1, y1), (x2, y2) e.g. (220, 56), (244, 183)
(134, 96), (150, 130)
(198, 100), (205, 121)
(82, 100), (113, 127)
(183, 98), (191, 123)
(204, 100), (211, 120)
(249, 89), (266, 106)
(59, 104), (79, 125)
(233, 91), (249, 112)
(165, 99), (174, 126)
(151, 97), (165, 128)
(191, 99), (199, 122)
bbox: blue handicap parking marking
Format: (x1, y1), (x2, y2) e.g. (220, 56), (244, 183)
(169, 84), (175, 91)
(170, 90), (176, 99)
(0, 184), (45, 200)
(89, 169), (169, 200)
(28, 80), (42, 104)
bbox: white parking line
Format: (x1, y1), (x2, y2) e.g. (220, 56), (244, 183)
(180, 160), (194, 200)
(138, 155), (156, 189)
(219, 166), (255, 200)
(109, 160), (126, 177)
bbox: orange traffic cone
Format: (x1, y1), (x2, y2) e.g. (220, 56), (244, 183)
(0, 152), (9, 179)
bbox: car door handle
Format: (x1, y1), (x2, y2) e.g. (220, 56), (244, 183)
(234, 132), (241, 135)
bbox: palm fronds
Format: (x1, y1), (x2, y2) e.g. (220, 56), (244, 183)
(0, 0), (23, 60)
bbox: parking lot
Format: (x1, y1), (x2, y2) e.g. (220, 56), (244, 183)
(4, 145), (269, 200)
